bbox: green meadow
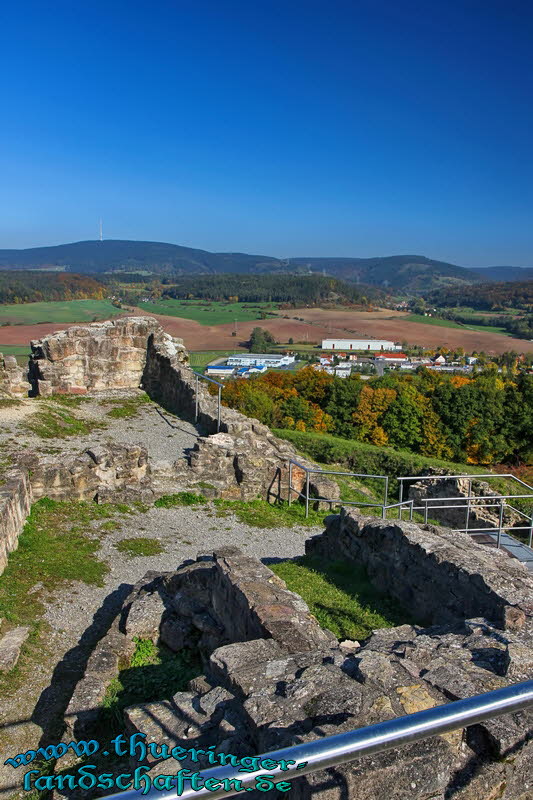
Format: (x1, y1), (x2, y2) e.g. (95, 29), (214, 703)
(137, 298), (279, 325)
(0, 299), (122, 325)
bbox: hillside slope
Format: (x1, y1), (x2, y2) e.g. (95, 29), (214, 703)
(0, 239), (531, 291)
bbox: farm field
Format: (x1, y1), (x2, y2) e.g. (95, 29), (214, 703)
(286, 307), (533, 354)
(1, 303), (532, 356)
(0, 299), (122, 325)
(187, 351), (239, 369)
(137, 298), (279, 325)
(404, 313), (509, 336)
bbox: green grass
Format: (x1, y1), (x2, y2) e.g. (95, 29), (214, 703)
(154, 491), (208, 507)
(0, 498), (119, 693)
(274, 428), (533, 519)
(403, 313), (465, 328)
(403, 313), (509, 336)
(188, 350), (239, 369)
(100, 637), (201, 729)
(0, 299), (122, 325)
(0, 397), (21, 408)
(100, 391), (152, 418)
(46, 393), (90, 408)
(0, 344), (31, 356)
(22, 405), (107, 438)
(137, 298), (279, 325)
(213, 497), (327, 528)
(114, 537), (164, 557)
(271, 556), (412, 640)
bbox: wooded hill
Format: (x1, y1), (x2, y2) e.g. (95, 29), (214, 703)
(0, 271), (106, 304)
(1, 239), (531, 292)
(429, 280), (533, 311)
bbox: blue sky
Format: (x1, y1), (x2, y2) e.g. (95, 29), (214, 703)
(1, 0), (532, 265)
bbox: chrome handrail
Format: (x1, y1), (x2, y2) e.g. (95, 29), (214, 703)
(191, 370), (223, 432)
(287, 459), (389, 517)
(99, 680), (533, 800)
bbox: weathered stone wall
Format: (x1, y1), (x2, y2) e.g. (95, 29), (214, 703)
(306, 509), (533, 630)
(0, 444), (152, 577)
(142, 330), (339, 503)
(29, 317), (187, 395)
(0, 470), (32, 574)
(0, 353), (30, 397)
(64, 543), (533, 800)
(25, 317), (340, 504)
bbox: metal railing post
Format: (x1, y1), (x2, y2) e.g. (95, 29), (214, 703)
(497, 499), (504, 549)
(529, 516), (533, 549)
(466, 478), (471, 534)
(195, 373), (199, 422)
(288, 462), (293, 506)
(217, 385), (221, 432)
(382, 503), (386, 519)
(305, 470), (310, 518)
(398, 479), (404, 519)
(424, 499), (429, 524)
(384, 476), (389, 507)
(409, 500), (414, 520)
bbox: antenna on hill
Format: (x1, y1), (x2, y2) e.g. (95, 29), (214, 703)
(99, 219), (103, 242)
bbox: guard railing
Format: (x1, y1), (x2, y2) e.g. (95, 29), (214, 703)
(192, 370), (223, 433)
(287, 459), (389, 518)
(397, 474), (533, 549)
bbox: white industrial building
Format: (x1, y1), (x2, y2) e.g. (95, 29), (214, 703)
(227, 353), (296, 367)
(321, 338), (401, 352)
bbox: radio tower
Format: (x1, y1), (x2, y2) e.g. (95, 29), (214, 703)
(99, 219), (103, 242)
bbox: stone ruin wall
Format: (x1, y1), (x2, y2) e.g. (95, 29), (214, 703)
(28, 316), (188, 395)
(0, 317), (339, 576)
(64, 521), (533, 800)
(0, 352), (30, 397)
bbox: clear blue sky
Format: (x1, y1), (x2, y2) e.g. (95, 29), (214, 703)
(1, 0), (532, 265)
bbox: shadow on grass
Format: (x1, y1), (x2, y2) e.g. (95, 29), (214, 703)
(270, 555), (416, 641)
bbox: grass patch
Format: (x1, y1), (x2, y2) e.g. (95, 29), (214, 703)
(155, 491), (207, 507)
(0, 298), (122, 325)
(115, 537), (164, 557)
(0, 498), (116, 694)
(137, 298), (279, 326)
(101, 637), (201, 729)
(22, 405), (106, 438)
(0, 397), (21, 408)
(46, 393), (89, 408)
(271, 556), (413, 640)
(188, 351), (238, 369)
(213, 498), (326, 528)
(101, 391), (152, 418)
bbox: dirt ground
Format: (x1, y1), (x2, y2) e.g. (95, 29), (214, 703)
(1, 307), (532, 356)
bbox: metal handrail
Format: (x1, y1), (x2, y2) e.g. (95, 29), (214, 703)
(191, 370), (223, 433)
(397, 473), (533, 550)
(397, 473), (533, 490)
(99, 680), (533, 800)
(287, 459), (389, 517)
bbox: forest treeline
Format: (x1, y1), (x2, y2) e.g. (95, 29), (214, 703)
(429, 280), (533, 311)
(159, 274), (380, 305)
(0, 271), (106, 304)
(219, 367), (533, 465)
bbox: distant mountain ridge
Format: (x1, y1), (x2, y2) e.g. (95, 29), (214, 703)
(0, 239), (531, 291)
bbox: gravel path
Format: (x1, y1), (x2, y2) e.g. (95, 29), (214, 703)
(0, 391), (201, 463)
